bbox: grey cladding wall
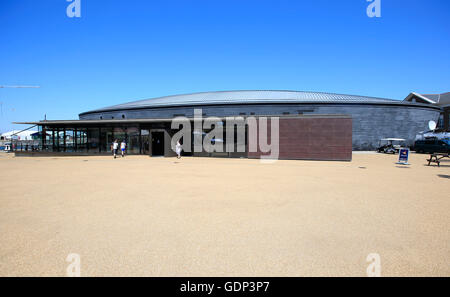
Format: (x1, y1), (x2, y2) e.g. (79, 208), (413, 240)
(80, 103), (440, 151)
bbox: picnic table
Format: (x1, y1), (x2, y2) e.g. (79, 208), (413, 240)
(427, 153), (450, 167)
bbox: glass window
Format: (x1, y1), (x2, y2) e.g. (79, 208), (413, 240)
(113, 127), (126, 145)
(141, 129), (150, 155)
(76, 128), (88, 152)
(88, 128), (100, 153)
(100, 127), (113, 153)
(65, 129), (75, 152)
(48, 128), (56, 152)
(127, 126), (140, 154)
(438, 114), (444, 129)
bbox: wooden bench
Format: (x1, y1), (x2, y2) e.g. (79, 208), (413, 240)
(427, 153), (450, 167)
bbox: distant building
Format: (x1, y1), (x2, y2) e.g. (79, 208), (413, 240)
(1, 130), (39, 141)
(404, 92), (450, 131)
(1, 130), (40, 152)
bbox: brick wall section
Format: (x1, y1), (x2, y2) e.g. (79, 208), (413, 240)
(247, 116), (352, 161)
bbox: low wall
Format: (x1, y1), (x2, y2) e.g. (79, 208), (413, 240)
(14, 151), (114, 157)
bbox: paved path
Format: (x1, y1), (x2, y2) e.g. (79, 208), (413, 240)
(0, 153), (448, 276)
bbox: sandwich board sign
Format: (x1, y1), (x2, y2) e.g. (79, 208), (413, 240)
(397, 148), (410, 165)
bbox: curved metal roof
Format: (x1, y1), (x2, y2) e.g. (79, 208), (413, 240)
(81, 90), (418, 114)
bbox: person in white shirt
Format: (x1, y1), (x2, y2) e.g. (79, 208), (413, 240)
(176, 140), (182, 159)
(112, 139), (119, 159)
(120, 140), (126, 157)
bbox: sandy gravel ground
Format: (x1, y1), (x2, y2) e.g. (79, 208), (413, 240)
(0, 152), (448, 277)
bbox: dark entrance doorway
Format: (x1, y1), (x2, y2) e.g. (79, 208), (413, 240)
(151, 132), (164, 156)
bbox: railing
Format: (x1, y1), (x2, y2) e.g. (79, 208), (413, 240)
(10, 140), (41, 152)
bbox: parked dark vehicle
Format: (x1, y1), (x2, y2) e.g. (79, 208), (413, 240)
(413, 138), (450, 154)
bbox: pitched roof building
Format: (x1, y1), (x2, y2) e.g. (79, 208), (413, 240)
(404, 92), (450, 130)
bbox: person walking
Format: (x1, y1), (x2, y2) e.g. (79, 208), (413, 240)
(176, 140), (182, 159)
(120, 140), (126, 157)
(112, 139), (119, 159)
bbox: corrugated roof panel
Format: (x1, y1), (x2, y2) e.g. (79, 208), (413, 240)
(83, 90), (403, 114)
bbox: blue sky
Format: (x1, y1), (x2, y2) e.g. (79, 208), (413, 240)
(0, 0), (449, 132)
